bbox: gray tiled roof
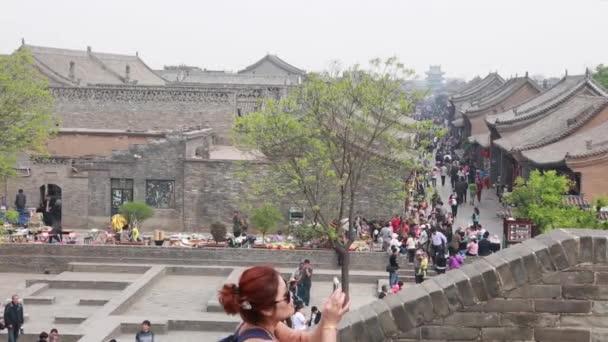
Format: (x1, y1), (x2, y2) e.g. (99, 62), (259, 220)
(23, 44), (165, 86)
(494, 95), (608, 153)
(522, 119), (608, 165)
(487, 75), (608, 129)
(463, 76), (542, 117)
(238, 54), (305, 75)
(450, 73), (505, 103)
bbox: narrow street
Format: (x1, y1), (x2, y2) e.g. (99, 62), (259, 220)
(434, 174), (504, 244)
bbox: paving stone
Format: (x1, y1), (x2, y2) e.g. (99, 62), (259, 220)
(562, 285), (608, 300)
(560, 315), (608, 327)
(534, 327), (591, 342)
(443, 312), (500, 328)
(481, 327), (533, 340)
(420, 326), (479, 340)
(534, 299), (591, 313)
(483, 298), (534, 313)
(500, 312), (559, 327)
(506, 284), (561, 299)
(542, 270), (595, 285)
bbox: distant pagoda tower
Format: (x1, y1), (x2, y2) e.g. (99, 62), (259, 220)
(425, 65), (445, 92)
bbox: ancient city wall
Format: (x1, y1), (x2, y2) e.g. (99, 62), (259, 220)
(339, 229), (608, 342)
(52, 87), (237, 140)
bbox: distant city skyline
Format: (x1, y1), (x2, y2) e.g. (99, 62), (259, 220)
(0, 0), (606, 81)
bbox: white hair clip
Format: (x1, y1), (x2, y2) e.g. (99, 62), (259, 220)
(241, 301), (252, 310)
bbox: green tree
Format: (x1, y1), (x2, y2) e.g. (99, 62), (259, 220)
(119, 201), (154, 227)
(0, 48), (57, 177)
(505, 170), (599, 232)
(594, 64), (608, 89)
(234, 57), (428, 293)
(250, 203), (283, 240)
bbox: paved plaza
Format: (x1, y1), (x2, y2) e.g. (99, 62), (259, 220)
(0, 261), (387, 341)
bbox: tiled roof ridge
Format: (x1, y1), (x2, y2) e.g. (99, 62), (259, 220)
(22, 44), (89, 56)
(450, 73), (504, 100)
(87, 51), (127, 84)
(464, 77), (533, 116)
(514, 97), (608, 152)
(507, 74), (571, 116)
(494, 79), (589, 126)
(238, 54), (305, 75)
(31, 55), (78, 86)
(566, 145), (608, 160)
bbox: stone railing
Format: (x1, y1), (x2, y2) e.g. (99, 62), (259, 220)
(339, 229), (608, 342)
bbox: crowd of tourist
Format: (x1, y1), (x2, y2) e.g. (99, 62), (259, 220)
(377, 136), (502, 292)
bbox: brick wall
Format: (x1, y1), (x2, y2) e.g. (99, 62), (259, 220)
(339, 229), (608, 342)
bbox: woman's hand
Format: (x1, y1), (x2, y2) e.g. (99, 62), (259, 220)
(321, 288), (351, 328)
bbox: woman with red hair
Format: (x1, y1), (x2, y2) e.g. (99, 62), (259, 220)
(219, 265), (350, 341)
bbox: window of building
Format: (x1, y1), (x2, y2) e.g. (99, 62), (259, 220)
(111, 178), (133, 215)
(145, 180), (175, 209)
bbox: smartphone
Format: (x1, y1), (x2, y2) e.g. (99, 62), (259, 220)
(333, 276), (341, 291)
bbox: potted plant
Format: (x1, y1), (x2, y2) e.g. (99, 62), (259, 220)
(210, 222), (227, 246)
(118, 201), (153, 243)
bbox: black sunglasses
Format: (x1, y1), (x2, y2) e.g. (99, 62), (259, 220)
(274, 279), (291, 304)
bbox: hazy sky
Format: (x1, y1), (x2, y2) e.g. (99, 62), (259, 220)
(1, 0), (606, 80)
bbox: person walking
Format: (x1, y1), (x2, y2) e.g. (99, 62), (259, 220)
(405, 233), (417, 264)
(455, 177), (468, 205)
(468, 182), (477, 206)
(472, 207), (480, 227)
(387, 246), (399, 287)
(440, 164), (448, 186)
(4, 295), (24, 342)
(430, 228), (447, 264)
(297, 259), (313, 306)
(135, 320), (154, 342)
(450, 164), (459, 190)
(448, 194), (458, 218)
(14, 190), (27, 227)
(431, 166), (439, 188)
(476, 176), (483, 203)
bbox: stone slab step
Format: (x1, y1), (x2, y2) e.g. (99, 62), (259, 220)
(55, 315), (88, 324)
(23, 296), (55, 305)
(78, 299), (109, 306)
(26, 279), (130, 290)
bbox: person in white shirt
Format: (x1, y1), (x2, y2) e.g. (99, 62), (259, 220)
(440, 164), (448, 186)
(389, 233), (401, 251)
(291, 302), (307, 331)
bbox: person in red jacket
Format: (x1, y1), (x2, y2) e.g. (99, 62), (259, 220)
(390, 215), (401, 233)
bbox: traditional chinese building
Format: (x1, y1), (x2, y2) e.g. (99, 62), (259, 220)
(461, 74), (542, 170)
(425, 65), (445, 92)
(448, 73), (504, 138)
(1, 43), (303, 230)
(486, 72), (608, 195)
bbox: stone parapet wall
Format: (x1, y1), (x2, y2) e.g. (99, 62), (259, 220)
(339, 229), (608, 342)
(0, 243), (395, 272)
